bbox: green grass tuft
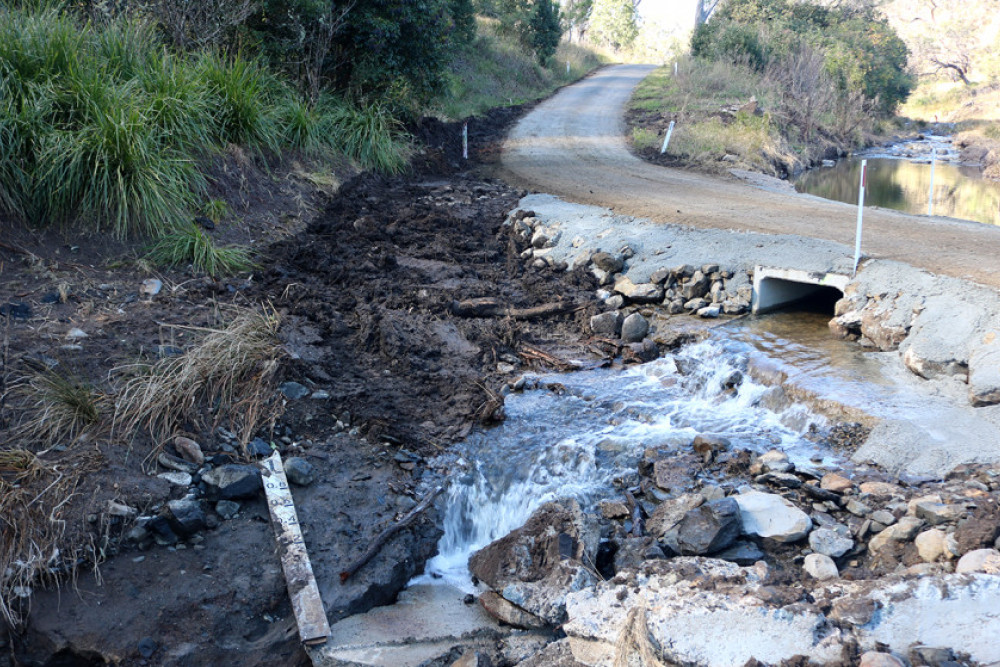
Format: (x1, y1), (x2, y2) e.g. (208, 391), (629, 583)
(19, 367), (103, 446)
(146, 224), (255, 277)
(330, 101), (410, 174)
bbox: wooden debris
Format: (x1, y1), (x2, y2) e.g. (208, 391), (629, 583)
(450, 298), (591, 320)
(340, 485), (444, 584)
(518, 344), (580, 372)
(262, 452), (330, 646)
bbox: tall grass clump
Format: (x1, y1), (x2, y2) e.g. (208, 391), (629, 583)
(17, 367), (104, 447)
(197, 51), (280, 150)
(115, 306), (285, 446)
(146, 224), (255, 277)
(329, 101), (409, 174)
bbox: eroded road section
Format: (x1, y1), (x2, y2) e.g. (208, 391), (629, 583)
(502, 64), (1000, 289)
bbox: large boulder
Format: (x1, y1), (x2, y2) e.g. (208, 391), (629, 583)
(201, 464), (262, 500)
(673, 498), (742, 556)
(733, 491), (811, 543)
(468, 500), (598, 625)
(620, 313), (649, 343)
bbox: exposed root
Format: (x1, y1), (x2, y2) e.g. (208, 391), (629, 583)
(613, 604), (668, 667)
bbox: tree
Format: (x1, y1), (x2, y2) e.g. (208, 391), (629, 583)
(589, 0), (638, 51)
(451, 0), (477, 47)
(563, 0), (592, 41)
(530, 0), (562, 64)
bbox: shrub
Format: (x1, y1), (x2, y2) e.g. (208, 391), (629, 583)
(330, 101), (410, 174)
(196, 52), (280, 150)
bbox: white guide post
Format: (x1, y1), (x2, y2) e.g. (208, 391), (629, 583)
(566, 61), (570, 75)
(853, 159), (868, 276)
(660, 120), (676, 154)
(462, 122), (468, 160)
(928, 147), (936, 216)
(674, 61), (678, 76)
(263, 451), (330, 645)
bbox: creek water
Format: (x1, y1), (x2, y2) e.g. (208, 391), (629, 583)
(795, 134), (1000, 226)
(413, 311), (876, 592)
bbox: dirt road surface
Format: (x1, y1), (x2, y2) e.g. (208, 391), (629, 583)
(502, 64), (1000, 289)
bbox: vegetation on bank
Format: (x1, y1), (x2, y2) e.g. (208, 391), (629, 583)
(627, 0), (914, 177)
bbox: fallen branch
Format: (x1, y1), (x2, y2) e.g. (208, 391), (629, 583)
(450, 298), (591, 320)
(340, 485), (444, 584)
(519, 344), (580, 372)
(624, 490), (644, 538)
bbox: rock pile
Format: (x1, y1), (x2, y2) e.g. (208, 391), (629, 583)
(466, 434), (1000, 666)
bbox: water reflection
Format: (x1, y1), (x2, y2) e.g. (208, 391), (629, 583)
(795, 157), (1000, 226)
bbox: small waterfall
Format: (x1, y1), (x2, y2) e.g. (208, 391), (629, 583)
(414, 338), (831, 590)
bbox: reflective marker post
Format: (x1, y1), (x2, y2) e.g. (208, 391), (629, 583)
(928, 147), (936, 216)
(462, 122), (468, 160)
(660, 120), (675, 154)
(853, 159), (868, 276)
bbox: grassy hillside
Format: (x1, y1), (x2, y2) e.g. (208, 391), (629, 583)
(433, 18), (606, 120)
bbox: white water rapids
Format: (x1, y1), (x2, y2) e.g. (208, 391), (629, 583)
(413, 335), (836, 591)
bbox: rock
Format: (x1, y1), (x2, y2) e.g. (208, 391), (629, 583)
(809, 526), (854, 558)
(599, 501), (629, 520)
(469, 500), (597, 624)
(803, 553), (839, 580)
(870, 510), (896, 526)
(246, 437), (272, 458)
(158, 451), (197, 473)
(589, 311), (623, 337)
(714, 541), (765, 565)
(563, 559), (844, 667)
(697, 305), (721, 318)
(620, 313), (649, 343)
(65, 328), (88, 340)
(846, 498), (872, 516)
(869, 517), (924, 552)
(215, 500), (240, 520)
(683, 297), (708, 311)
(453, 650), (493, 667)
(284, 457), (316, 486)
(955, 502), (1000, 551)
(106, 501), (137, 518)
(620, 282), (664, 304)
(734, 491), (812, 542)
(649, 267), (670, 284)
(821, 473), (853, 493)
(758, 449), (791, 472)
(914, 501), (964, 526)
(202, 464), (262, 500)
(859, 481), (902, 497)
(623, 339), (658, 364)
(646, 493), (704, 542)
(955, 548), (1000, 574)
(755, 472), (802, 488)
(591, 252), (623, 274)
(859, 652), (905, 667)
(692, 433), (730, 463)
(157, 472), (192, 487)
(173, 436), (204, 465)
(478, 591), (547, 630)
(860, 307), (908, 351)
(279, 381), (310, 400)
(612, 537), (665, 572)
(911, 646), (956, 667)
(914, 529), (948, 562)
(968, 333), (1000, 406)
(137, 637), (158, 659)
(166, 499), (207, 537)
(673, 497), (741, 555)
(680, 271), (710, 300)
(140, 278), (162, 297)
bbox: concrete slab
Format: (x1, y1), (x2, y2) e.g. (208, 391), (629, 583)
(308, 584), (502, 667)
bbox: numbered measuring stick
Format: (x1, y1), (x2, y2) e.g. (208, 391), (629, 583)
(853, 159), (868, 276)
(462, 122), (468, 160)
(263, 451), (330, 646)
(660, 120), (676, 155)
(928, 147), (936, 216)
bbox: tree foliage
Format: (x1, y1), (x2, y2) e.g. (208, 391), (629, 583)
(529, 0), (561, 65)
(588, 0), (637, 51)
(692, 0), (912, 114)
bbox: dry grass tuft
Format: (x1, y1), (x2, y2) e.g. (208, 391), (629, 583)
(613, 604), (667, 667)
(114, 305), (285, 448)
(17, 368), (104, 447)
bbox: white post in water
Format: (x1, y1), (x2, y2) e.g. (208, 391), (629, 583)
(928, 147), (937, 216)
(660, 120), (676, 154)
(462, 122), (468, 160)
(853, 159), (868, 276)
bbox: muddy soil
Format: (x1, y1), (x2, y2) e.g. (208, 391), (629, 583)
(1, 105), (602, 666)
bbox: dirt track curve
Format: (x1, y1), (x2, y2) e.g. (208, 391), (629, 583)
(502, 64), (1000, 289)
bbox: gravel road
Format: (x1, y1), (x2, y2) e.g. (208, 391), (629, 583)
(502, 64), (1000, 289)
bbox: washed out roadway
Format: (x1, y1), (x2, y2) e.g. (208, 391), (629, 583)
(502, 64), (1000, 289)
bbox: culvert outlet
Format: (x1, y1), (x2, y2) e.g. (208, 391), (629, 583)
(751, 267), (849, 314)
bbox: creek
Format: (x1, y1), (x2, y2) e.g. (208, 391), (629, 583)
(412, 311), (883, 592)
(795, 134), (1000, 226)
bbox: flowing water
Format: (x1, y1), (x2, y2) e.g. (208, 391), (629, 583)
(413, 313), (867, 592)
(795, 134), (1000, 226)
